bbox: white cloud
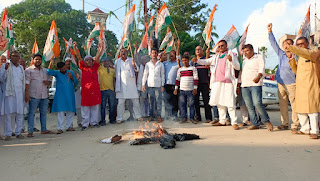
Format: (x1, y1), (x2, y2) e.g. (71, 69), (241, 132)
(0, 0), (23, 10)
(243, 0), (318, 68)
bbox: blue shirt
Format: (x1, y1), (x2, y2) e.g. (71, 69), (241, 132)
(268, 32), (296, 85)
(163, 60), (180, 85)
(47, 69), (78, 113)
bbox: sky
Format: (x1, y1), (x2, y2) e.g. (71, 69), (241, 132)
(0, 0), (319, 68)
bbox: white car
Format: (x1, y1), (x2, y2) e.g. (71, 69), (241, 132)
(48, 77), (56, 112)
(199, 79), (279, 107)
(262, 79), (279, 107)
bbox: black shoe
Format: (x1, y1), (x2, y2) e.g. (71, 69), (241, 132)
(92, 124), (100, 128)
(109, 121), (116, 124)
(33, 128), (40, 132)
(99, 121), (107, 126)
(81, 126), (88, 131)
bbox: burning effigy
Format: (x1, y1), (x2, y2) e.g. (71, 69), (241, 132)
(129, 121), (200, 149)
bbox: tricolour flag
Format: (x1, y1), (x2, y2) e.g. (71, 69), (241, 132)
(148, 16), (154, 39)
(237, 24), (250, 55)
(159, 28), (173, 50)
(295, 5), (311, 43)
(63, 37), (77, 65)
(0, 8), (9, 55)
(115, 34), (125, 59)
(30, 38), (39, 66)
(165, 35), (175, 53)
(202, 4), (217, 47)
(32, 38), (39, 54)
(43, 20), (61, 61)
(211, 25), (240, 52)
(98, 25), (108, 60)
(86, 22), (101, 55)
(155, 3), (172, 39)
(138, 28), (148, 55)
(122, 4), (135, 48)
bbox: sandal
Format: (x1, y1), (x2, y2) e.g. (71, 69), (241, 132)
(27, 133), (34, 138)
(292, 130), (309, 135)
(66, 127), (75, 131)
(41, 130), (55, 134)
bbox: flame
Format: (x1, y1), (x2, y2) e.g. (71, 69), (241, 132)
(132, 121), (166, 140)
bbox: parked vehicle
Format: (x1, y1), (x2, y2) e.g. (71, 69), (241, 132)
(199, 79), (279, 107)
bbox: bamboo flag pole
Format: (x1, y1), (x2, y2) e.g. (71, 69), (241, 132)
(171, 21), (180, 41)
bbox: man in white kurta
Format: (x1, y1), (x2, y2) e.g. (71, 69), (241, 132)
(196, 40), (240, 130)
(115, 48), (142, 123)
(3, 51), (25, 140)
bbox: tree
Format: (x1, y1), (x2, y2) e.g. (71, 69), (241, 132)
(3, 0), (117, 61)
(259, 46), (268, 58)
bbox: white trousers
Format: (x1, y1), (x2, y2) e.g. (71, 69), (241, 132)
(117, 98), (141, 121)
(57, 112), (74, 130)
(5, 113), (23, 136)
(81, 105), (99, 127)
(240, 105), (249, 123)
(217, 105), (237, 125)
(298, 113), (319, 134)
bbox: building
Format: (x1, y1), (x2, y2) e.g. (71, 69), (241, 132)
(87, 8), (108, 30)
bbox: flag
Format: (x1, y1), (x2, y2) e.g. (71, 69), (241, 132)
(115, 34), (125, 59)
(43, 20), (61, 61)
(237, 24), (250, 55)
(165, 35), (175, 53)
(98, 25), (108, 60)
(86, 22), (101, 55)
(155, 3), (172, 39)
(137, 28), (148, 55)
(63, 37), (77, 65)
(211, 25), (240, 52)
(295, 5), (311, 43)
(159, 28), (173, 50)
(148, 16), (154, 39)
(202, 4), (217, 47)
(32, 38), (39, 54)
(236, 24), (249, 68)
(0, 8), (9, 55)
(122, 4), (135, 48)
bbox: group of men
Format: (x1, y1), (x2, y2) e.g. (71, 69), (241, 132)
(0, 22), (319, 141)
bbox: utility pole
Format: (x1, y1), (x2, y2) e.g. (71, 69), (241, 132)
(144, 0), (148, 30)
(82, 0), (84, 12)
(315, 1), (317, 34)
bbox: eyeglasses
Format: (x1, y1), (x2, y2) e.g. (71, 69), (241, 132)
(84, 58), (93, 61)
(296, 43), (305, 46)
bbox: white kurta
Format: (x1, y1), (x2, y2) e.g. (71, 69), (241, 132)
(5, 65), (24, 115)
(198, 51), (240, 107)
(116, 59), (139, 99)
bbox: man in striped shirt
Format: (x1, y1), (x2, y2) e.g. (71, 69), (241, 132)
(174, 55), (198, 123)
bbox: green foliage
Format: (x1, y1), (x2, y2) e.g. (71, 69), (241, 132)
(3, 0), (118, 62)
(259, 46), (268, 58)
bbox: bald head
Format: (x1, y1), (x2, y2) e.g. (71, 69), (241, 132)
(0, 55), (6, 65)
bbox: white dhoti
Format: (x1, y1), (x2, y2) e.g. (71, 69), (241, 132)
(116, 98), (141, 121)
(209, 82), (236, 107)
(5, 113), (23, 136)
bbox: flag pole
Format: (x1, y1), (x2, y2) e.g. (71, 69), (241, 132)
(171, 21), (180, 40)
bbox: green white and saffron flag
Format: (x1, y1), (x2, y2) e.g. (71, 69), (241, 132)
(115, 34), (125, 59)
(43, 20), (61, 61)
(122, 4), (135, 49)
(295, 5), (311, 43)
(165, 35), (174, 53)
(236, 24), (249, 68)
(0, 8), (9, 55)
(147, 16), (154, 39)
(86, 22), (101, 55)
(211, 25), (240, 52)
(159, 28), (173, 50)
(138, 28), (148, 55)
(155, 3), (172, 39)
(202, 4), (217, 47)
